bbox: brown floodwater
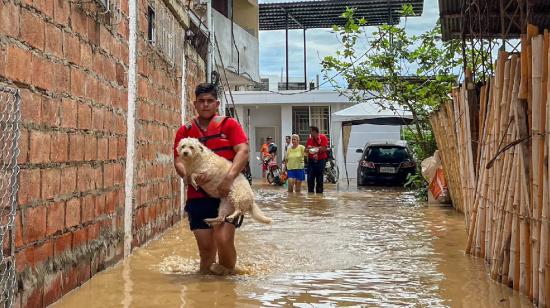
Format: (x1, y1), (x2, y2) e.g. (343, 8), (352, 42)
(51, 183), (533, 307)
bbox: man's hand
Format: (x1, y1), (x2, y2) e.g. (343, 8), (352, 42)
(194, 172), (209, 187)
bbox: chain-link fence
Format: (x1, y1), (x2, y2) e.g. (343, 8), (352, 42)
(0, 85), (20, 308)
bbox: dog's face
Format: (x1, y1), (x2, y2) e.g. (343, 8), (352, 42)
(177, 138), (205, 159)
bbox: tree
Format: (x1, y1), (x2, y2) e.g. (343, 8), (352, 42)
(321, 5), (462, 160)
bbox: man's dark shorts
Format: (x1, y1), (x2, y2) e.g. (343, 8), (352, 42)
(185, 197), (243, 230)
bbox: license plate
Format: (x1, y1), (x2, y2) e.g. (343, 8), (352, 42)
(379, 167), (396, 174)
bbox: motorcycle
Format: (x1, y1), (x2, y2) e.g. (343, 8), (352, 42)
(258, 155), (284, 186)
(324, 148), (339, 184)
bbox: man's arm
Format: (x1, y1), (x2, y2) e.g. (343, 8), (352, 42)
(218, 143), (249, 197)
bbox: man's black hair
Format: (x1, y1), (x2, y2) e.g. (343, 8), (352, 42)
(310, 126), (320, 133)
(195, 83), (218, 99)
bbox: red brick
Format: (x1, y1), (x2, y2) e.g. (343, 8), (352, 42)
(85, 77), (99, 102)
(6, 46), (32, 84)
(54, 232), (72, 256)
(84, 135), (97, 161)
(20, 89), (42, 124)
(77, 165), (94, 191)
(72, 227), (87, 247)
(44, 272), (63, 306)
(60, 167), (77, 196)
(80, 43), (93, 69)
(54, 0), (70, 26)
(22, 285), (43, 308)
(88, 17), (100, 46)
(87, 223), (100, 241)
(26, 206), (47, 243)
(70, 7), (88, 36)
(92, 107), (104, 131)
(54, 62), (70, 93)
(116, 62), (126, 86)
(32, 54), (54, 90)
(81, 195), (95, 223)
(41, 97), (60, 127)
(29, 130), (51, 163)
(41, 168), (61, 200)
(37, 0), (54, 17)
(77, 103), (92, 129)
(15, 211), (23, 248)
(51, 132), (69, 162)
(108, 137), (118, 160)
(77, 261), (91, 284)
(0, 1), (20, 37)
(94, 165), (103, 189)
(18, 129), (29, 164)
(18, 168), (41, 205)
(45, 23), (63, 57)
(47, 202), (65, 235)
(98, 82), (111, 106)
(63, 33), (81, 64)
(113, 163), (124, 186)
(63, 266), (79, 295)
(20, 9), (45, 50)
(70, 68), (86, 98)
(60, 98), (77, 128)
(103, 163), (114, 188)
(117, 137), (126, 159)
(95, 194), (105, 216)
(15, 247), (33, 273)
(69, 134), (84, 161)
(97, 137), (108, 160)
(34, 240), (53, 264)
(65, 198), (81, 228)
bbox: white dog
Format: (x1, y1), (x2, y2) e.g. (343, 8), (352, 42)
(176, 137), (272, 225)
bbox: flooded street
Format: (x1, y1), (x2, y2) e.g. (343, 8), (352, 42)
(52, 184), (532, 307)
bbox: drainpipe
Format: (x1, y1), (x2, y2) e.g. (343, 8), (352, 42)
(124, 0), (138, 257)
(180, 40), (187, 216)
(207, 0), (213, 83)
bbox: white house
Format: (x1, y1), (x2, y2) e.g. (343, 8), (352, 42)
(230, 90), (407, 179)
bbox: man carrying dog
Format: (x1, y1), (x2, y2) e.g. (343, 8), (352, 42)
(173, 83), (249, 274)
(305, 126), (328, 194)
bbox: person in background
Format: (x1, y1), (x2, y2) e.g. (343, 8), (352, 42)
(305, 126), (328, 194)
(285, 134), (306, 193)
(259, 136), (272, 179)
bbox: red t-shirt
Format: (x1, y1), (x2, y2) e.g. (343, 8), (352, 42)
(306, 134), (329, 160)
(173, 117), (248, 200)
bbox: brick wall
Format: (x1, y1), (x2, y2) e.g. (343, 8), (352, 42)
(0, 0), (204, 307)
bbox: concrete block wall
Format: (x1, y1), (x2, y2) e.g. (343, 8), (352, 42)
(0, 0), (205, 306)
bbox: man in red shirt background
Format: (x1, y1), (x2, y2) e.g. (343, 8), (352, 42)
(173, 83), (249, 274)
(305, 126), (329, 193)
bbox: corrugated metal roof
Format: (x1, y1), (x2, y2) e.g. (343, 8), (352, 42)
(439, 0), (550, 41)
(259, 0), (424, 30)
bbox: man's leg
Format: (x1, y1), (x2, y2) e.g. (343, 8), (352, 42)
(307, 163), (315, 193)
(192, 229), (216, 273)
(315, 159), (325, 193)
(213, 222), (237, 270)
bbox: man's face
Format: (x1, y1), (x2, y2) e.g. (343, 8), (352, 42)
(285, 137), (291, 144)
(266, 138), (272, 144)
(194, 93), (219, 119)
(311, 130), (319, 138)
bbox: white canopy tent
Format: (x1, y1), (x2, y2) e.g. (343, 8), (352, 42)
(330, 102), (414, 184)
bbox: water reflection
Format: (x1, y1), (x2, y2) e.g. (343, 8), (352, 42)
(52, 184), (532, 307)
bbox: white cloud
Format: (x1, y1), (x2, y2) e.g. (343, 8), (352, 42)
(258, 0), (441, 88)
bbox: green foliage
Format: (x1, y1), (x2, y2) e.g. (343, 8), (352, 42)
(404, 173), (428, 201)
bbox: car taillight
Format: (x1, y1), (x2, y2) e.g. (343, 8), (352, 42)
(400, 161), (416, 168)
(361, 161), (375, 168)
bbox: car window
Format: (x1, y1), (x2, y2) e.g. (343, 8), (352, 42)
(364, 146), (409, 162)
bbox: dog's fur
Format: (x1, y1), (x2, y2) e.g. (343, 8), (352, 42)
(176, 137), (272, 225)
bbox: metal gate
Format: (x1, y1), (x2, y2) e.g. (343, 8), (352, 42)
(0, 85), (20, 308)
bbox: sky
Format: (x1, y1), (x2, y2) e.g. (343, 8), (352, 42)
(257, 0), (440, 88)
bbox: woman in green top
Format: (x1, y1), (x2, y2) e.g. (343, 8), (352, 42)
(284, 134), (306, 193)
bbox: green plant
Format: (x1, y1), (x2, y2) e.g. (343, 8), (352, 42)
(404, 173), (428, 201)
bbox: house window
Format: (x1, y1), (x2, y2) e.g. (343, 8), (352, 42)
(147, 5), (156, 43)
(292, 106), (331, 145)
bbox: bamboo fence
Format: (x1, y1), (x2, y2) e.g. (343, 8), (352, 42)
(430, 25), (550, 306)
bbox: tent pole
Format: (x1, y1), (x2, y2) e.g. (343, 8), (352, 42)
(343, 122), (350, 186)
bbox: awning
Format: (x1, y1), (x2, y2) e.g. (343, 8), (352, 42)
(332, 102), (414, 125)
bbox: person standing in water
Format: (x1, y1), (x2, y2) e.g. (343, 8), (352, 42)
(173, 83), (249, 275)
(305, 126), (328, 194)
(284, 134), (306, 193)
